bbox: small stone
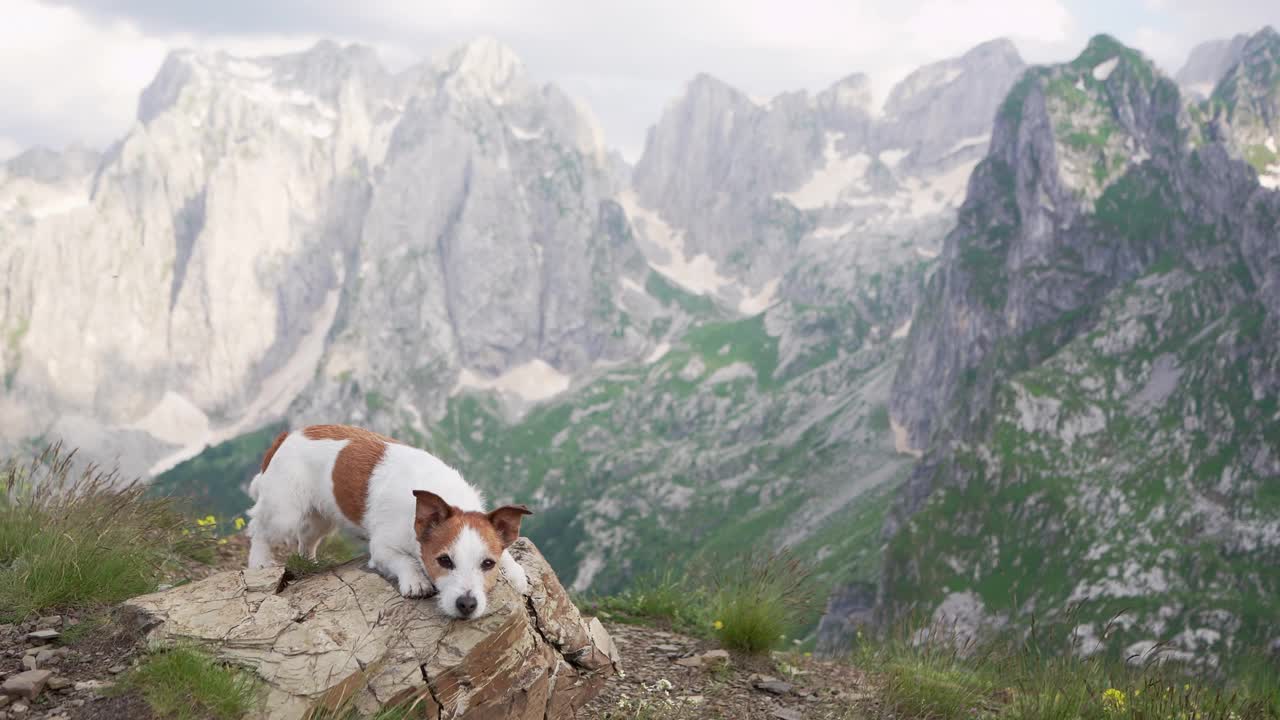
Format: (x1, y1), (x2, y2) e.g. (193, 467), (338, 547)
(8, 704), (26, 718)
(52, 648), (70, 658)
(680, 695), (705, 705)
(46, 677), (71, 691)
(674, 656), (703, 668)
(73, 681), (107, 693)
(70, 699), (85, 708)
(20, 656), (37, 672)
(749, 673), (780, 684)
(35, 617), (61, 630)
(35, 650), (55, 667)
(64, 619), (79, 628)
(1, 670), (52, 699)
(0, 696), (8, 708)
(107, 665), (127, 674)
(772, 709), (803, 720)
(654, 644), (681, 653)
(24, 630), (58, 644)
(754, 680), (795, 695)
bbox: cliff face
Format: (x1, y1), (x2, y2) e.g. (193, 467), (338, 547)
(882, 32), (1280, 665)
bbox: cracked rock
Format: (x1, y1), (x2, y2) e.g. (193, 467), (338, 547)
(123, 539), (619, 719)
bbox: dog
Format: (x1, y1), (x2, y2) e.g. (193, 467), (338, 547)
(244, 424), (532, 619)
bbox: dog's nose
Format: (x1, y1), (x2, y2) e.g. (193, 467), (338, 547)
(455, 594), (478, 617)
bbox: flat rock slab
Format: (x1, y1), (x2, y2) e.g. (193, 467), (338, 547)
(123, 539), (619, 719)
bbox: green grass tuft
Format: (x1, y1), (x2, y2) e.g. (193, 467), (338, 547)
(709, 551), (819, 654)
(117, 645), (258, 720)
(0, 445), (215, 621)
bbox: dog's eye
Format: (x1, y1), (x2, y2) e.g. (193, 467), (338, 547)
(436, 555), (454, 570)
(481, 558), (496, 571)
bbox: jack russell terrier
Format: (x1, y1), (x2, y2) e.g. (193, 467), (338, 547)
(244, 424), (531, 619)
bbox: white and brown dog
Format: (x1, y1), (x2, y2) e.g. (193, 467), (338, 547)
(244, 424), (531, 619)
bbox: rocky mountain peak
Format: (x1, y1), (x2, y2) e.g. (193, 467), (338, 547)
(1176, 33), (1251, 99)
(434, 36), (528, 105)
(816, 73), (873, 115)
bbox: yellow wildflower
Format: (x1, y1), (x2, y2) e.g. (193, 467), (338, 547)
(234, 517), (246, 531)
(218, 538), (228, 545)
(1102, 688), (1126, 713)
(712, 620), (724, 630)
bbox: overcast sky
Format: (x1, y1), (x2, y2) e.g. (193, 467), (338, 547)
(3, 0), (1279, 162)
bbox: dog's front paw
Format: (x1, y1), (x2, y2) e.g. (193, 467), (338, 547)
(506, 564), (529, 595)
(398, 575), (438, 599)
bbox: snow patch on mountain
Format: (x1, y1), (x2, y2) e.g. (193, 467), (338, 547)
(775, 132), (871, 209)
(456, 359), (572, 403)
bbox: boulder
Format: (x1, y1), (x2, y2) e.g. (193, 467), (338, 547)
(123, 539), (619, 719)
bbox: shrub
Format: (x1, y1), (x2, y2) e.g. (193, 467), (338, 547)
(0, 444), (214, 620)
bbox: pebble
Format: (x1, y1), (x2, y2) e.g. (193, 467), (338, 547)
(73, 681), (107, 693)
(8, 704), (26, 718)
(24, 630), (59, 644)
(34, 617), (61, 630)
(0, 697), (7, 708)
(46, 677), (71, 691)
(52, 648), (70, 658)
(107, 664), (127, 674)
(772, 709), (802, 720)
(754, 680), (795, 696)
(70, 699), (85, 708)
(35, 650), (55, 667)
(654, 644), (681, 653)
(20, 656), (37, 672)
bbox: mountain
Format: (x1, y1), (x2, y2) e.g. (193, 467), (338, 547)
(1, 36), (1026, 644)
(883, 31), (1280, 666)
(0, 37), (660, 478)
(1177, 33), (1251, 100)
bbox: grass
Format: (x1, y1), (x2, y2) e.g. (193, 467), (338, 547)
(0, 444), (214, 622)
(709, 551), (818, 654)
(115, 645), (258, 720)
(589, 550), (821, 655)
(854, 613), (1280, 720)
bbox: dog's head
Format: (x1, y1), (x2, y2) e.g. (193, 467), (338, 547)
(412, 489), (532, 619)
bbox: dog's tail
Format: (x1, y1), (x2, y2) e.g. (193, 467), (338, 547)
(248, 429), (290, 503)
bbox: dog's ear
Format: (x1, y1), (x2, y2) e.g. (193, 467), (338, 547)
(413, 490), (454, 538)
(487, 504), (533, 547)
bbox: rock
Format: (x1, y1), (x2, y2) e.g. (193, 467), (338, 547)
(46, 677), (71, 692)
(72, 681), (106, 693)
(673, 649), (729, 670)
(106, 665), (127, 675)
(24, 630), (58, 644)
(653, 644), (681, 653)
(1, 670), (53, 700)
(0, 696), (8, 708)
(34, 617), (61, 630)
(8, 704), (25, 718)
(19, 657), (36, 672)
(754, 680), (795, 695)
(772, 709), (803, 720)
(123, 539), (618, 719)
(34, 650), (54, 667)
(52, 648), (70, 658)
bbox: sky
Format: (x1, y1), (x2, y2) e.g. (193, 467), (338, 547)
(2, 0), (1279, 162)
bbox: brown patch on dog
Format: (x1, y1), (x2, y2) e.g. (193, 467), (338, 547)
(487, 505), (533, 547)
(303, 425), (402, 525)
(260, 430), (290, 473)
(413, 490), (513, 590)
